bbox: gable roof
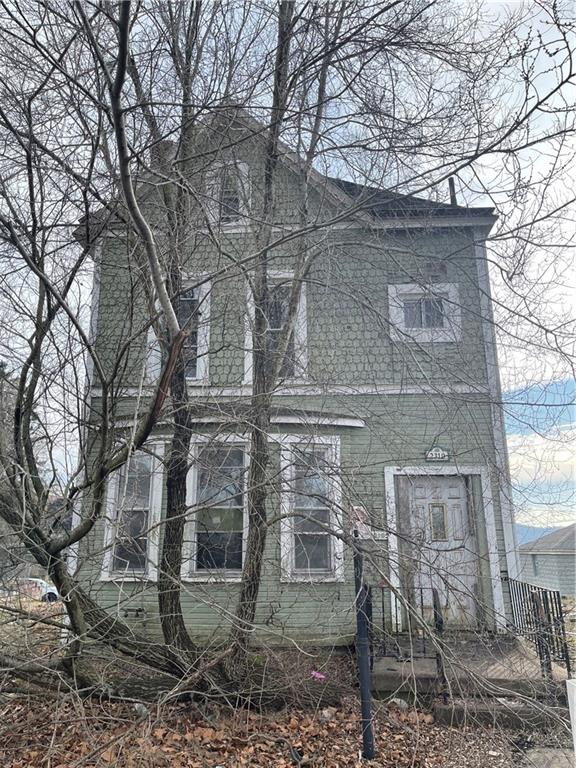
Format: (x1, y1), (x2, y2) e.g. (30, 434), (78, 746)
(519, 523), (576, 554)
(75, 105), (497, 245)
(328, 176), (495, 221)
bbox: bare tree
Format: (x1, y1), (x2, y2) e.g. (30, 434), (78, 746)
(0, 0), (573, 716)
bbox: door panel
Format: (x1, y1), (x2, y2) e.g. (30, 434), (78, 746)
(406, 476), (477, 627)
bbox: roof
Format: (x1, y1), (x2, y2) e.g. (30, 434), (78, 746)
(519, 523), (576, 554)
(327, 176), (495, 220)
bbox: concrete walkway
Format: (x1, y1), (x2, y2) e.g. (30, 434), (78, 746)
(521, 748), (574, 767)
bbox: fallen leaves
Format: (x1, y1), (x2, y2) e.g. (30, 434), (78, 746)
(0, 695), (515, 768)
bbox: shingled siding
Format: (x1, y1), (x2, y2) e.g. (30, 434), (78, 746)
(90, 221), (490, 394)
(519, 553), (576, 597)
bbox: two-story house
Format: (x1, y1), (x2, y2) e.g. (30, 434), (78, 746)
(76, 111), (519, 646)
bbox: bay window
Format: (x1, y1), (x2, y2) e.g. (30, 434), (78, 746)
(102, 447), (163, 580)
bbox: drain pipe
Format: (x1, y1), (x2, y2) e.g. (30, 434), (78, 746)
(353, 531), (376, 760)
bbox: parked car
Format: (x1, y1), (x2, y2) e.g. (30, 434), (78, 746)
(7, 578), (59, 602)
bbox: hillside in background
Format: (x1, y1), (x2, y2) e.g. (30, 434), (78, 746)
(515, 523), (560, 546)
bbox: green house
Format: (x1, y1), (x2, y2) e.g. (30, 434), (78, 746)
(75, 113), (520, 646)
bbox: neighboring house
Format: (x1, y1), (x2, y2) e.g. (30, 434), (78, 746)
(519, 524), (576, 597)
(76, 110), (519, 645)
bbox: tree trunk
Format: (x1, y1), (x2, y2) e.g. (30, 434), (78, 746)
(228, 1), (294, 666)
(158, 361), (197, 657)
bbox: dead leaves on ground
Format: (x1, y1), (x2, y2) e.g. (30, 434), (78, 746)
(0, 696), (512, 768)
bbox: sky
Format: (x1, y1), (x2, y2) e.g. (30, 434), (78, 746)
(504, 379), (574, 528)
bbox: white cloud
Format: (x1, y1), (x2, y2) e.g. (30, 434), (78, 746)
(507, 427), (575, 526)
(508, 427), (575, 487)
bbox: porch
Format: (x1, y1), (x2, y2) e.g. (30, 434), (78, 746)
(367, 578), (573, 728)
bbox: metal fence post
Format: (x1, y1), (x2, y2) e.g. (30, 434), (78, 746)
(353, 533), (376, 761)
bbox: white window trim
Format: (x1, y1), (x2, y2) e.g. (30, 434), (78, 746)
(243, 270), (308, 386)
(101, 443), (165, 582)
(146, 276), (211, 385)
(278, 434), (344, 583)
(388, 282), (462, 342)
(204, 161), (251, 227)
(182, 434), (249, 583)
(384, 464), (505, 631)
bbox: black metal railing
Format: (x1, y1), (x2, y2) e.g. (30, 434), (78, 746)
(506, 577), (572, 679)
(366, 584), (448, 701)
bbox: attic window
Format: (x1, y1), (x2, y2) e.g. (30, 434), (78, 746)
(206, 162), (249, 225)
(219, 167), (241, 223)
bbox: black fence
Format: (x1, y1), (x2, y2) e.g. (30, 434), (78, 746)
(365, 584), (448, 701)
(506, 577), (572, 679)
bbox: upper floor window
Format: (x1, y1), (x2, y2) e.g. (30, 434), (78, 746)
(265, 283), (297, 379)
(388, 282), (461, 342)
(102, 447), (164, 580)
(177, 286), (201, 379)
(403, 295), (445, 330)
(280, 438), (344, 581)
(146, 280), (211, 385)
(244, 273), (307, 385)
(187, 442), (248, 577)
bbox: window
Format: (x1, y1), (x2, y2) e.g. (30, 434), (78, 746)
(206, 162), (249, 225)
(403, 295), (445, 329)
(146, 279), (210, 384)
(264, 283), (296, 379)
(218, 166), (241, 223)
(244, 272), (307, 384)
(429, 503), (448, 541)
(280, 438), (343, 581)
(103, 447), (163, 580)
(190, 444), (247, 574)
(388, 282), (461, 342)
(177, 287), (201, 378)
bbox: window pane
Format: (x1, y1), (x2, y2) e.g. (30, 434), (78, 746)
(294, 451), (329, 508)
(403, 299), (422, 328)
(120, 455), (151, 508)
(266, 285), (290, 330)
(429, 503), (448, 540)
(294, 534), (330, 571)
(219, 168), (240, 222)
(113, 508), (148, 571)
(178, 288), (200, 378)
(294, 509), (330, 532)
(197, 532), (243, 570)
(423, 297), (444, 328)
(197, 507), (243, 532)
(265, 285), (296, 378)
(197, 446), (244, 507)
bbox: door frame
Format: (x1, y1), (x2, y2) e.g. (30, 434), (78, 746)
(384, 465), (506, 631)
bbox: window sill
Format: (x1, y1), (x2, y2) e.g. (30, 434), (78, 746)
(100, 573), (156, 583)
(390, 330), (461, 343)
(280, 572), (345, 584)
(185, 377), (210, 386)
(182, 573), (243, 584)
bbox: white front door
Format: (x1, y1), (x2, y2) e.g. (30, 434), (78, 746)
(408, 475), (478, 627)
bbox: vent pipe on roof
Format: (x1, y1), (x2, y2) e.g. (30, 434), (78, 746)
(448, 176), (457, 206)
